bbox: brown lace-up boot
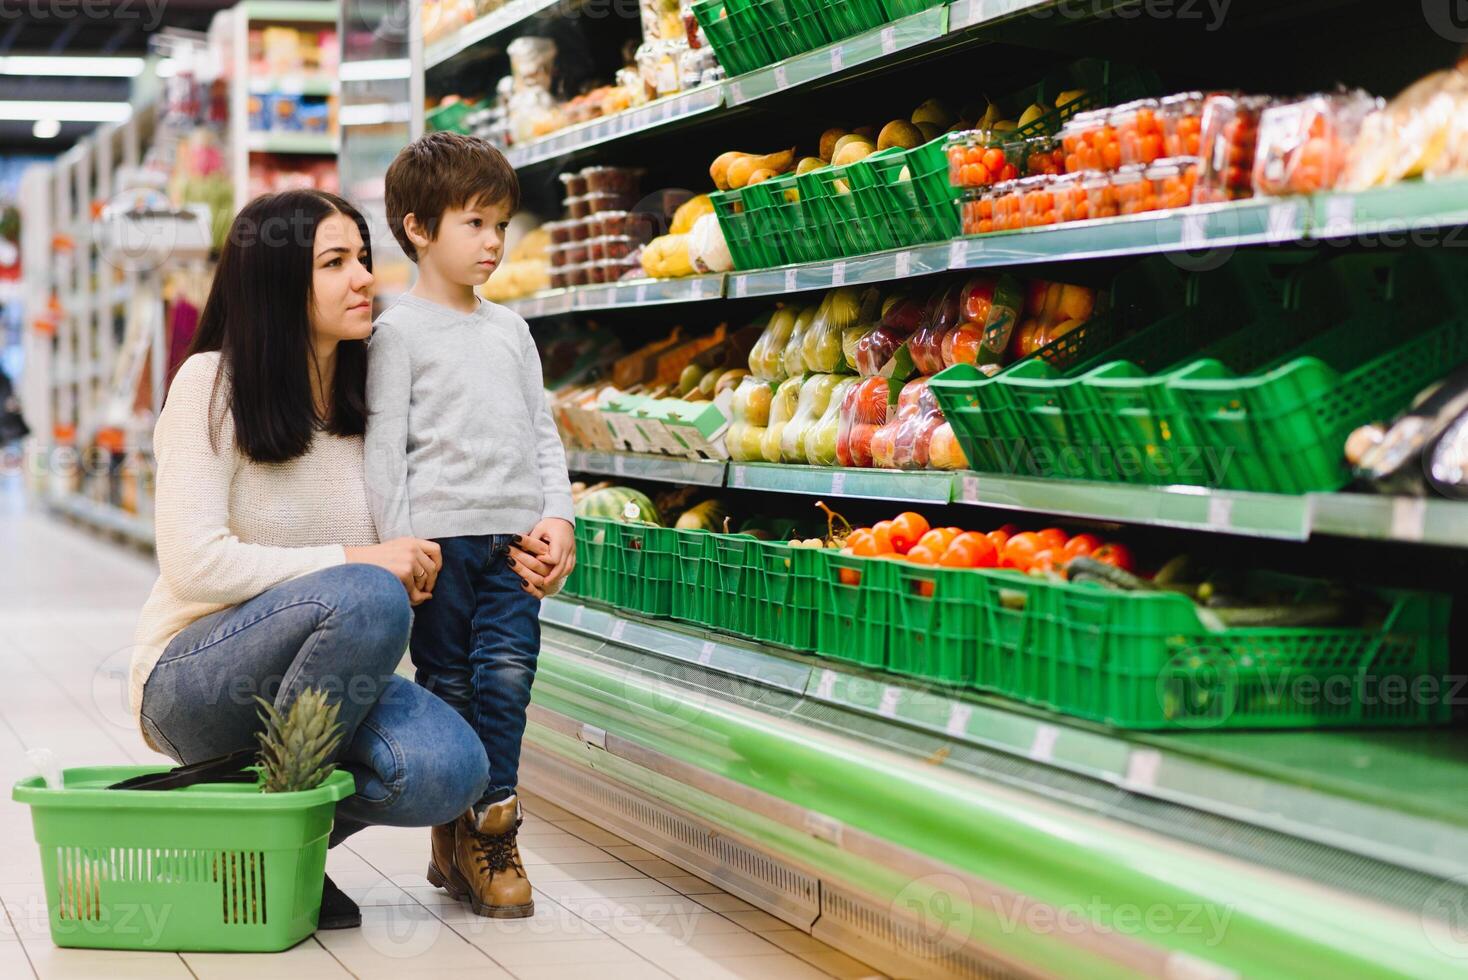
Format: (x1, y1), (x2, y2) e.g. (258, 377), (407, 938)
(425, 821), (460, 897)
(455, 795), (534, 918)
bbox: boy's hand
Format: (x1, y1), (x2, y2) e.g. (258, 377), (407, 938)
(508, 519), (576, 598)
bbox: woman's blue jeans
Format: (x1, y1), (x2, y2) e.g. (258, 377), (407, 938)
(138, 564), (488, 845)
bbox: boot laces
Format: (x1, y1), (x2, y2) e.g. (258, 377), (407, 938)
(468, 814), (523, 875)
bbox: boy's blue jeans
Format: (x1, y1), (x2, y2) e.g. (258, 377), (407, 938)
(410, 533), (541, 807)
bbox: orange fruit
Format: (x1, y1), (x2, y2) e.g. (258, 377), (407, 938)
(889, 512), (930, 554)
(1000, 531), (1043, 571)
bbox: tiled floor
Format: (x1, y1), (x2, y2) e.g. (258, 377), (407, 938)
(0, 476), (885, 979)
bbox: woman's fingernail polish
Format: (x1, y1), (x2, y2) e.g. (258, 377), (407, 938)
(513, 535), (522, 543)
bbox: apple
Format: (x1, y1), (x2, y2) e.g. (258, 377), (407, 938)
(928, 421), (968, 469)
(871, 423), (899, 468)
(848, 422), (877, 467)
(881, 295), (927, 335)
(1057, 283), (1095, 322)
(942, 321), (984, 367)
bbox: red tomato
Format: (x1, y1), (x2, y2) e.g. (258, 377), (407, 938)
(869, 522), (896, 554)
(916, 527), (960, 554)
(1000, 532), (1042, 571)
(939, 533), (992, 569)
(1029, 549), (1058, 575)
(906, 545), (939, 565)
(889, 512), (930, 555)
(1091, 542), (1136, 572)
(986, 529), (1011, 552)
(1062, 533), (1101, 560)
(998, 523), (1022, 537)
(955, 531), (998, 568)
(1035, 527), (1068, 551)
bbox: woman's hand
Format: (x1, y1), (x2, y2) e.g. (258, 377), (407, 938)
(508, 519), (575, 599)
(345, 537), (442, 605)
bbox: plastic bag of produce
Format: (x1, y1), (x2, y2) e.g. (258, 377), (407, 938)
(871, 377), (944, 470)
(1194, 93), (1274, 204)
(940, 274), (1026, 372)
(801, 287), (867, 374)
(843, 322), (877, 372)
(927, 420), (968, 470)
(837, 376), (896, 468)
(806, 376), (859, 466)
(760, 375), (803, 463)
(854, 325), (905, 375)
(780, 374), (843, 462)
(725, 374), (777, 461)
(1252, 90), (1381, 196)
(908, 282), (963, 376)
(781, 304), (820, 378)
(748, 307), (796, 380)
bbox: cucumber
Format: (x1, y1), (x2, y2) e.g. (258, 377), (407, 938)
(1211, 602), (1351, 628)
(1066, 557), (1157, 592)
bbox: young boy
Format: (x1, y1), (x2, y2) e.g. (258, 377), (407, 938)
(365, 131), (576, 919)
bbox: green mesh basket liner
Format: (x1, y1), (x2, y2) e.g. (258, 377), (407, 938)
(745, 540), (816, 649)
(710, 186), (782, 270)
(671, 529), (713, 625)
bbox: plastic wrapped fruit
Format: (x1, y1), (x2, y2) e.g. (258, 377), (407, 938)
(1148, 157), (1199, 210)
(801, 287), (866, 374)
(909, 283), (963, 376)
(854, 324), (905, 375)
(760, 375), (803, 463)
(807, 376), (859, 466)
(880, 292), (927, 335)
(1252, 91), (1380, 196)
(1061, 107), (1119, 173)
(747, 307), (797, 380)
(1194, 93), (1273, 204)
(1113, 99), (1165, 167)
(837, 376), (894, 467)
(781, 304), (819, 378)
(781, 374), (843, 463)
(927, 421), (968, 470)
(842, 323), (875, 372)
(943, 273), (1025, 372)
(871, 377), (944, 470)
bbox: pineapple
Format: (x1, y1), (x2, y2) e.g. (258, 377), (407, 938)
(254, 689), (344, 793)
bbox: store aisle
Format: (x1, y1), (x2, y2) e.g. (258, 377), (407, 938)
(0, 478), (883, 980)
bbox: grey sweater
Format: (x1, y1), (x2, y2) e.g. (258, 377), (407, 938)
(364, 293), (574, 541)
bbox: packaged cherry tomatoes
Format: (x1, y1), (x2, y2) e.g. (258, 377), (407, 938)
(942, 273), (1026, 372)
(1194, 93), (1274, 204)
(1061, 107), (1119, 173)
(1252, 90), (1380, 196)
(1112, 98), (1165, 167)
(1160, 91), (1205, 157)
(946, 134), (1015, 188)
(836, 376), (896, 467)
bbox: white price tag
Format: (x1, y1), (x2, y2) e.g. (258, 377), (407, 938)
(960, 474), (979, 503)
(773, 64), (789, 90)
(1267, 200), (1300, 238)
(1325, 194), (1356, 234)
(895, 250), (912, 278)
(732, 466), (748, 488)
(880, 26), (897, 55)
(814, 668), (837, 700)
(945, 703), (973, 737)
(698, 640), (716, 665)
(613, 454), (627, 475)
(1028, 724), (1059, 763)
(803, 811), (843, 845)
(609, 619), (626, 642)
(1124, 749), (1162, 791)
(635, 283), (648, 304)
(689, 278), (704, 300)
(784, 268), (798, 293)
(1207, 495), (1232, 529)
(1391, 496), (1426, 542)
(831, 261), (846, 286)
(830, 46), (845, 73)
(571, 604), (585, 627)
(877, 685), (901, 718)
(729, 81), (745, 104)
(1181, 212), (1207, 249)
(830, 471), (847, 494)
(948, 238), (966, 268)
(734, 276), (748, 298)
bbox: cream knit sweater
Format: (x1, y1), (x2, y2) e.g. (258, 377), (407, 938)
(129, 351), (380, 720)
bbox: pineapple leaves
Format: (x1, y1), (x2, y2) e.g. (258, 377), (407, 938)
(254, 688), (344, 793)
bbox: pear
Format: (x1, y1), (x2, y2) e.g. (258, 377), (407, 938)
(977, 101), (1003, 131)
(911, 97), (955, 132)
(676, 363), (705, 396)
(1055, 88), (1088, 110)
(915, 121), (941, 143)
(796, 156), (826, 175)
(832, 141), (875, 167)
(832, 134), (872, 159)
(877, 120), (924, 151)
(710, 151), (744, 191)
(1017, 103), (1047, 129)
(993, 119), (1017, 133)
(819, 127), (845, 161)
(697, 368), (727, 398)
(748, 167), (778, 184)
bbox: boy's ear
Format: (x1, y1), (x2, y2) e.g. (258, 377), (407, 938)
(403, 212), (431, 253)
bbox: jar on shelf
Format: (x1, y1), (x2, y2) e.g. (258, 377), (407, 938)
(1146, 156), (1200, 211)
(1160, 91), (1205, 157)
(1112, 98), (1165, 167)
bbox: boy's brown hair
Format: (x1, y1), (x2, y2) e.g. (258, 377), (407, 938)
(384, 131), (520, 262)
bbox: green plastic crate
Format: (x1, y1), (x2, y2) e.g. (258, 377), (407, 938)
(710, 186), (785, 270)
(803, 0), (888, 39)
(885, 562), (986, 684)
(742, 0), (808, 61)
(425, 100), (481, 134)
(692, 0), (775, 76)
(13, 768), (354, 951)
(796, 550), (891, 668)
(745, 540), (816, 649)
(750, 174), (843, 265)
(707, 533), (759, 637)
(570, 518), (619, 606)
(671, 529), (713, 626)
(879, 0), (945, 17)
(866, 139), (962, 246)
(801, 161), (900, 257)
(622, 524), (679, 617)
(1000, 570), (1452, 730)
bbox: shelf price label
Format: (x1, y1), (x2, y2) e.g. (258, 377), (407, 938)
(1391, 496), (1426, 542)
(729, 80), (745, 104)
(1124, 748), (1162, 791)
(814, 668), (837, 700)
(697, 640), (716, 665)
(1267, 200), (1301, 238)
(1028, 723), (1059, 763)
(773, 64), (790, 91)
(609, 619), (626, 642)
(880, 26), (897, 56)
(1180, 212), (1208, 250)
(948, 238), (967, 268)
(830, 261), (846, 287)
(733, 276), (748, 298)
(877, 685), (901, 718)
(1325, 194), (1356, 235)
(895, 251), (912, 278)
(571, 605), (585, 628)
(688, 278), (705, 300)
(945, 703), (972, 737)
(1206, 495), (1232, 530)
(829, 471), (846, 495)
(732, 466), (748, 488)
(959, 474), (979, 503)
(830, 46), (845, 74)
(784, 268), (799, 293)
(634, 283), (648, 304)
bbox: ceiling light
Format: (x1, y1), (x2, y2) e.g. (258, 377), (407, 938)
(155, 59), (179, 79)
(32, 119), (60, 139)
(0, 55), (145, 77)
(0, 101), (132, 123)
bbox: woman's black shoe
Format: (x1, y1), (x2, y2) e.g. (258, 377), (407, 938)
(318, 874), (362, 929)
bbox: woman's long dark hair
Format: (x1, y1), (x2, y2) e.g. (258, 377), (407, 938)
(186, 189), (372, 463)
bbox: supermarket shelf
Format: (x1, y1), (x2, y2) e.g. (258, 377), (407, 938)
(729, 242), (952, 299)
(45, 492), (154, 548)
(530, 598), (1468, 977)
(505, 84), (725, 168)
(424, 0), (563, 70)
(239, 0), (337, 22)
(1312, 179), (1468, 239)
(504, 275), (725, 317)
(503, 288), (575, 319)
(566, 449), (727, 487)
(245, 131), (336, 155)
(248, 75), (335, 97)
(729, 460), (954, 503)
(724, 6), (949, 107)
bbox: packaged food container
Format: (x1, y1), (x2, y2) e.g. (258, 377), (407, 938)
(544, 219), (574, 245)
(559, 171), (588, 200)
(580, 165), (645, 194)
(1146, 156), (1199, 210)
(1194, 93), (1273, 204)
(565, 262), (590, 287)
(1017, 175), (1058, 227)
(1082, 170), (1119, 219)
(588, 236), (607, 262)
(592, 210), (658, 243)
(564, 240), (589, 264)
(602, 235), (636, 260)
(1061, 108), (1119, 173)
(547, 241), (570, 269)
(567, 194), (593, 220)
(1053, 172), (1089, 223)
(961, 189), (993, 236)
(1112, 164), (1156, 215)
(601, 255), (642, 282)
(1016, 134), (1065, 177)
(946, 132), (1011, 188)
(1160, 91), (1205, 157)
(584, 189), (640, 213)
(569, 214), (594, 241)
(987, 179), (1027, 232)
(1252, 90), (1380, 196)
(585, 261), (608, 284)
(1112, 98), (1165, 166)
(550, 266), (570, 289)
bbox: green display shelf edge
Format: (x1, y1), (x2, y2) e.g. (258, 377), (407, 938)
(566, 450), (727, 487)
(528, 630), (1468, 978)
